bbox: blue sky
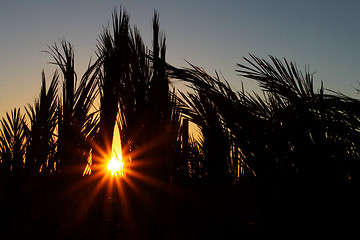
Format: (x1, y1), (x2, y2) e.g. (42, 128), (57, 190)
(1, 0), (360, 118)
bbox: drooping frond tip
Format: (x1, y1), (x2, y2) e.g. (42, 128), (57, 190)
(237, 54), (320, 101)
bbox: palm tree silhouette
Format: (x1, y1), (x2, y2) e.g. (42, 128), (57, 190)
(237, 54), (360, 184)
(2, 6), (360, 237)
(46, 40), (99, 179)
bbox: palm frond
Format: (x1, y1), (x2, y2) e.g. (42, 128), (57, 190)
(93, 8), (131, 165)
(237, 54), (360, 183)
(237, 54), (319, 102)
(0, 108), (26, 174)
(46, 40), (77, 111)
(25, 70), (59, 174)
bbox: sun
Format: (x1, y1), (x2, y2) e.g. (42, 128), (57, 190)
(106, 123), (126, 177)
(108, 152), (125, 177)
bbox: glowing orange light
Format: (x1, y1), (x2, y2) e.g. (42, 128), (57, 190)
(108, 152), (125, 177)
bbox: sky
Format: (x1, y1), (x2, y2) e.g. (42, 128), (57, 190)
(1, 0), (360, 118)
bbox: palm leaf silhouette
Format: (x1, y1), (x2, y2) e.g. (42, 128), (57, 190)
(25, 70), (58, 174)
(0, 108), (26, 174)
(93, 8), (130, 167)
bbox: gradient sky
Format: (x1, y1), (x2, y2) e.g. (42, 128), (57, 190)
(1, 0), (360, 118)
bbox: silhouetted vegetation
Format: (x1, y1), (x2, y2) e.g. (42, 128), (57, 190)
(1, 6), (360, 239)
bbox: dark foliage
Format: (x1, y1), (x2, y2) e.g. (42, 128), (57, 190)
(0, 108), (26, 175)
(25, 71), (58, 175)
(1, 7), (360, 239)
